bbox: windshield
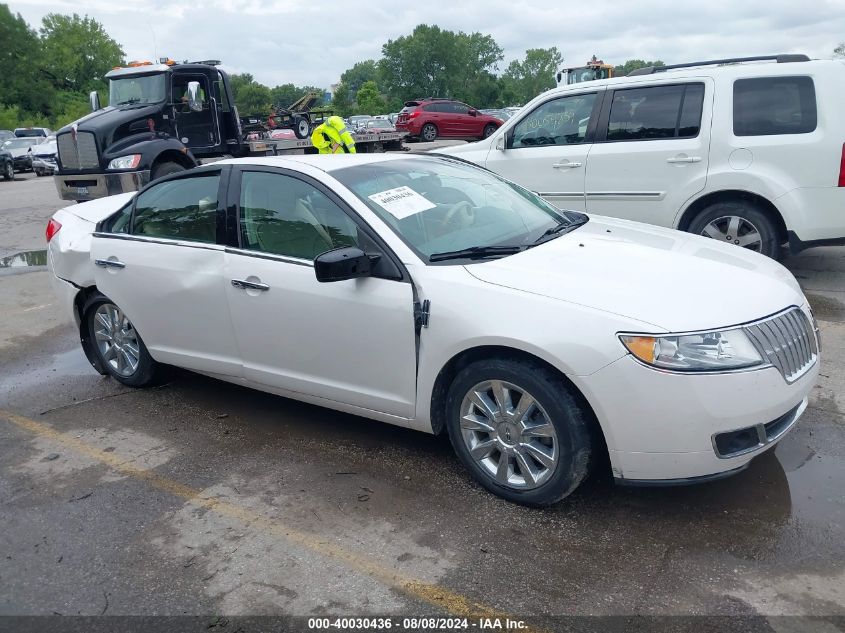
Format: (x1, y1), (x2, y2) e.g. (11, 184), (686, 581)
(2, 138), (38, 149)
(332, 156), (585, 263)
(109, 73), (167, 106)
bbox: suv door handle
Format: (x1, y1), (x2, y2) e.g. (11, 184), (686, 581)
(94, 259), (126, 269)
(666, 156), (702, 164)
(552, 161), (582, 169)
(231, 279), (269, 291)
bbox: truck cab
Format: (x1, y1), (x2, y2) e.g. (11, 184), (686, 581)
(54, 60), (244, 201)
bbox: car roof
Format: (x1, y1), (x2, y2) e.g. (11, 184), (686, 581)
(218, 152), (431, 174)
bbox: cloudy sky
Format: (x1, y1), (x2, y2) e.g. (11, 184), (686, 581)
(8, 0), (845, 88)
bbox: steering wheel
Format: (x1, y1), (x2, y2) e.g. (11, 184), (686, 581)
(441, 200), (475, 228)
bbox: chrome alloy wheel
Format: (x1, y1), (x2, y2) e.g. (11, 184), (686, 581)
(459, 380), (559, 490)
(94, 303), (140, 377)
(700, 215), (763, 252)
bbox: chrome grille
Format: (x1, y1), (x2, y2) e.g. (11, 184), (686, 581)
(57, 131), (99, 170)
(744, 308), (818, 383)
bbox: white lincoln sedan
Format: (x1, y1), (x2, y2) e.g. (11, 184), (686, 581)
(46, 154), (820, 505)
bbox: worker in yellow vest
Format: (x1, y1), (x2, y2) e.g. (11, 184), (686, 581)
(311, 116), (357, 154)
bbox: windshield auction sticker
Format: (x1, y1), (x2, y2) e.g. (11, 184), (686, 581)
(368, 186), (436, 219)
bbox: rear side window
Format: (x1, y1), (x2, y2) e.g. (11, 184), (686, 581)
(733, 76), (817, 136)
(605, 83), (704, 141)
(132, 173), (220, 243)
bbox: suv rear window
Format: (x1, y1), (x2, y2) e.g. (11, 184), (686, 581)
(733, 76), (817, 136)
(605, 83), (705, 142)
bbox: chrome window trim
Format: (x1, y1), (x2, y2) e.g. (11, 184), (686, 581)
(224, 246), (313, 268)
(92, 232), (224, 251)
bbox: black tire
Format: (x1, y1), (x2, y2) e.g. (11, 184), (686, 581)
(687, 201), (780, 259)
(83, 294), (159, 387)
(421, 123), (438, 142)
(2, 162), (12, 181)
(151, 161), (186, 182)
(445, 358), (594, 506)
(481, 124), (497, 139)
(293, 116), (311, 139)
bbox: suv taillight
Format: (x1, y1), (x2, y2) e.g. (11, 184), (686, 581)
(839, 143), (845, 187)
(409, 110), (421, 119)
(46, 218), (61, 242)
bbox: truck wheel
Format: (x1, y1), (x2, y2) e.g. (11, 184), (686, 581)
(151, 161), (186, 182)
(688, 201), (780, 259)
(3, 162), (13, 181)
(293, 116), (310, 139)
(421, 123), (438, 142)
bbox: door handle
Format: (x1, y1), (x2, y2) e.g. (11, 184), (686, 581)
(666, 156), (702, 164)
(552, 161), (582, 169)
(231, 279), (269, 291)
(94, 259), (126, 269)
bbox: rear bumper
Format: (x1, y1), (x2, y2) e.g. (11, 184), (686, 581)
(54, 170), (150, 201)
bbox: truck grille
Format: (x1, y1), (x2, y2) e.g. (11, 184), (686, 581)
(744, 308), (818, 383)
(57, 131), (99, 170)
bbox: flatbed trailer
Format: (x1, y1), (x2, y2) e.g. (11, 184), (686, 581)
(247, 131), (407, 155)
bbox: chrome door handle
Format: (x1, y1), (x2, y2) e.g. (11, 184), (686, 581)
(666, 156), (702, 164)
(94, 259), (126, 269)
(552, 161), (583, 169)
(231, 279), (269, 291)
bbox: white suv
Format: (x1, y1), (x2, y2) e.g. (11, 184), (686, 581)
(441, 54), (845, 258)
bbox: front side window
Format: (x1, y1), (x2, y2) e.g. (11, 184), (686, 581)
(605, 83), (704, 141)
(109, 73), (167, 106)
(239, 171), (359, 260)
(132, 173), (220, 243)
(333, 156), (583, 263)
(733, 76), (817, 136)
(511, 93), (597, 148)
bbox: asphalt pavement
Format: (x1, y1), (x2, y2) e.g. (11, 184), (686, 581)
(1, 168), (843, 631)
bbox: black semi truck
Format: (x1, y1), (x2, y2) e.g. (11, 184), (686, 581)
(53, 59), (404, 202)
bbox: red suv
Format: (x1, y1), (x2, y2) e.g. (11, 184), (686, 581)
(396, 98), (503, 142)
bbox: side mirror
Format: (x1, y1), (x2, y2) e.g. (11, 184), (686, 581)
(89, 90), (101, 112)
(468, 109), (478, 116)
(186, 81), (203, 112)
(314, 247), (372, 283)
(495, 135), (506, 151)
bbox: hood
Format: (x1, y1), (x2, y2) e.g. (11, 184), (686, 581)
(32, 140), (57, 157)
(58, 103), (164, 150)
(5, 146), (35, 158)
(464, 216), (804, 332)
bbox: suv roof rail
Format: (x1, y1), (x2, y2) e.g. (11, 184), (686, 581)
(627, 54), (811, 76)
(414, 97), (450, 101)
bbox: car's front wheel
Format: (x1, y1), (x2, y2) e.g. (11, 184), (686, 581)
(445, 358), (594, 506)
(84, 295), (158, 387)
(2, 162), (13, 181)
(421, 123), (438, 142)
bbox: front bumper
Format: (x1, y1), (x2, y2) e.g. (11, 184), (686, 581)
(578, 345), (819, 483)
(12, 156), (31, 171)
(54, 170), (151, 201)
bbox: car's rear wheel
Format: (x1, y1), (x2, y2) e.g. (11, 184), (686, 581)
(151, 161), (186, 182)
(481, 124), (497, 139)
(421, 123), (438, 142)
(85, 296), (158, 387)
(445, 358), (593, 506)
(688, 201), (780, 259)
(3, 162), (13, 181)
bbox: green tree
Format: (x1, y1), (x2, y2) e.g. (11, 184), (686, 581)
(379, 24), (503, 106)
(834, 43), (845, 58)
(0, 4), (54, 115)
(355, 80), (384, 114)
(613, 59), (665, 77)
(331, 82), (353, 118)
(270, 83), (301, 109)
(502, 47), (563, 105)
(341, 59), (380, 95)
(39, 13), (124, 93)
(237, 82), (273, 115)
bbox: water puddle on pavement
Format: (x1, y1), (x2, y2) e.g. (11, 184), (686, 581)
(0, 249), (48, 272)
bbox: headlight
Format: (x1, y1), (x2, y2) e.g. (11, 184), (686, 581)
(620, 328), (764, 371)
(107, 154), (141, 170)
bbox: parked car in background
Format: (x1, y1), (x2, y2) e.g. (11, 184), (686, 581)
(47, 153), (818, 505)
(0, 130), (14, 142)
(31, 135), (59, 177)
(364, 119), (396, 132)
(441, 54), (845, 258)
(1, 137), (42, 172)
(481, 109), (512, 121)
(347, 115), (373, 130)
(0, 147), (14, 181)
(396, 98), (503, 142)
(14, 127), (53, 139)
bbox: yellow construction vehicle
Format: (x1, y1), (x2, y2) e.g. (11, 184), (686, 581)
(555, 56), (614, 86)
